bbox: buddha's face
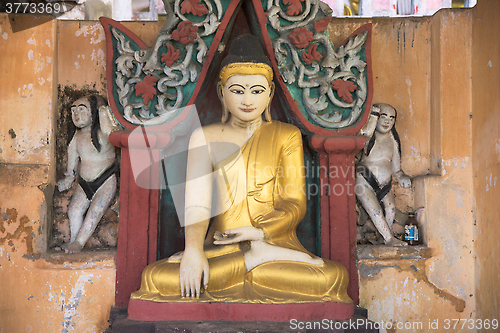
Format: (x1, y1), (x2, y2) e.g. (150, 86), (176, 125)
(376, 105), (396, 134)
(71, 97), (92, 129)
(221, 74), (271, 122)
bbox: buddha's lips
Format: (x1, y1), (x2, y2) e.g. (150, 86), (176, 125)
(240, 108), (256, 113)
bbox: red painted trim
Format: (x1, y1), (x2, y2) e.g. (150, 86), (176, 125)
(128, 299), (354, 321)
(109, 130), (172, 306)
(114, 148), (130, 306)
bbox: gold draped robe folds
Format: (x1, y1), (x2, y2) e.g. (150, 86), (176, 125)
(131, 121), (351, 304)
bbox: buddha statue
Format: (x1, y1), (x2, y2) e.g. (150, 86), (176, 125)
(131, 34), (351, 304)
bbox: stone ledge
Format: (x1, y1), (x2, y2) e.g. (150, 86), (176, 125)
(356, 245), (432, 260)
(30, 248), (116, 270)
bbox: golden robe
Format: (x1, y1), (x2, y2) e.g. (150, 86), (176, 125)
(131, 121), (351, 304)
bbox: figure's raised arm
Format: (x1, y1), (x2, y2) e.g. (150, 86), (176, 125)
(99, 105), (119, 136)
(359, 105), (380, 138)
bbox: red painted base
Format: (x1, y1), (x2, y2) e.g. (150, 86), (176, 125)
(128, 299), (354, 322)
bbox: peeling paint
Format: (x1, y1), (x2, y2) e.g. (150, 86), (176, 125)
(405, 77), (413, 117)
(0, 208), (34, 254)
(360, 261), (466, 313)
(74, 23), (105, 45)
(61, 272), (94, 333)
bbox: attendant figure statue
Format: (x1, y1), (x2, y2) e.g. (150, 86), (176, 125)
(57, 95), (118, 253)
(131, 34), (351, 303)
(356, 103), (410, 247)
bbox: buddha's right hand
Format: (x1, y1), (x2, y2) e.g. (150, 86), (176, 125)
(179, 248), (209, 298)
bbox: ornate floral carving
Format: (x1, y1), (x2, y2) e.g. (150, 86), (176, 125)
(161, 44), (181, 66)
(332, 79), (357, 104)
(314, 16), (330, 33)
(266, 0), (370, 129)
(172, 21), (198, 45)
(302, 43), (322, 65)
(180, 0), (209, 16)
(283, 0), (305, 15)
(289, 27), (314, 49)
(108, 0), (224, 125)
(135, 75), (159, 105)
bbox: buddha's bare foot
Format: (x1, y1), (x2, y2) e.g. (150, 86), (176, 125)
(385, 237), (408, 247)
(62, 242), (83, 253)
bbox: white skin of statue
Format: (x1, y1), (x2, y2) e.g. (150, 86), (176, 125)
(57, 96), (117, 253)
(172, 74), (323, 298)
(356, 104), (410, 247)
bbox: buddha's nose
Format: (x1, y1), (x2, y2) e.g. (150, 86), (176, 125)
(242, 94), (253, 106)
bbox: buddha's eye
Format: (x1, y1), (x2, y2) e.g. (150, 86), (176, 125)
(230, 88), (244, 95)
(251, 89), (265, 95)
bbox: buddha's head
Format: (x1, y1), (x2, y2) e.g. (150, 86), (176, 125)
(217, 34), (275, 123)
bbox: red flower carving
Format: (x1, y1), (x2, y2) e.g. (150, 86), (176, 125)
(314, 17), (331, 33)
(135, 75), (159, 105)
(283, 0), (305, 15)
(171, 21), (198, 45)
(180, 0), (209, 16)
(332, 79), (357, 103)
(161, 43), (180, 67)
(288, 27), (314, 49)
(302, 43), (323, 65)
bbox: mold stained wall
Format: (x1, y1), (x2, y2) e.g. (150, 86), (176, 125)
(0, 15), (164, 332)
(471, 0), (500, 323)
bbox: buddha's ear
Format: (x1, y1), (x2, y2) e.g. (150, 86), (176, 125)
(217, 81), (223, 99)
(269, 82), (275, 99)
(264, 82), (275, 122)
(217, 81), (229, 123)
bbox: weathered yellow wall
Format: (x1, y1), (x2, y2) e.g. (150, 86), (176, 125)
(0, 16), (164, 332)
(0, 16), (117, 332)
(471, 0), (500, 323)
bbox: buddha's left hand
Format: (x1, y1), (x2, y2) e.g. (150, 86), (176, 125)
(213, 226), (265, 245)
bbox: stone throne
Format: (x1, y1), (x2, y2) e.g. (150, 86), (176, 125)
(100, 0), (372, 321)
